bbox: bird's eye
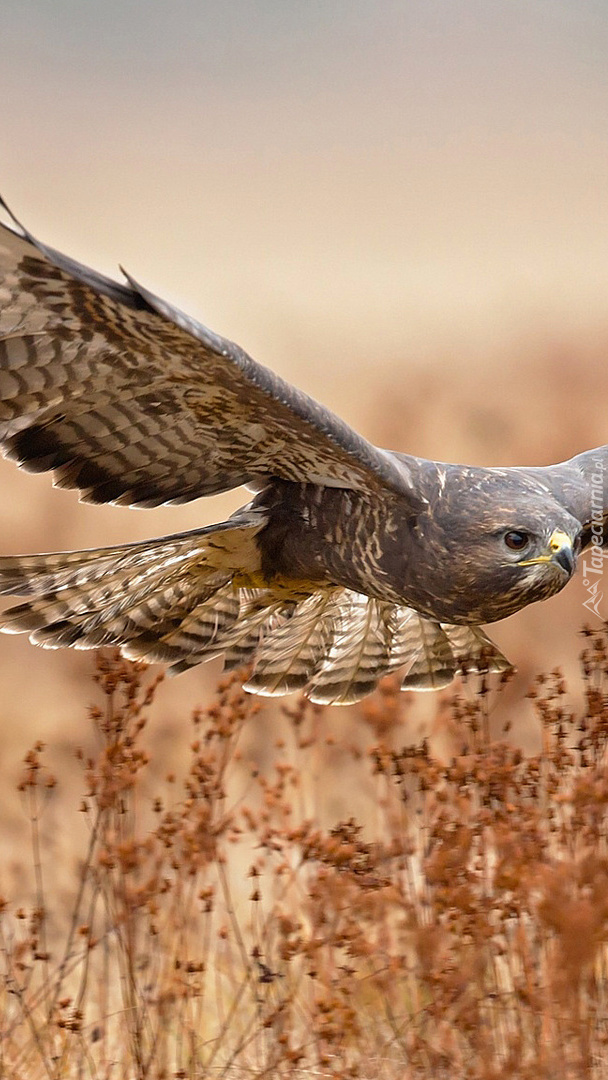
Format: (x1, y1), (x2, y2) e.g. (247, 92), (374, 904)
(504, 530), (530, 551)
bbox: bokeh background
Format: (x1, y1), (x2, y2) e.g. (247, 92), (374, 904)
(1, 0), (608, 771)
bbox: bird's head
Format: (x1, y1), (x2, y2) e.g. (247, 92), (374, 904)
(410, 467), (582, 624)
(483, 518), (579, 612)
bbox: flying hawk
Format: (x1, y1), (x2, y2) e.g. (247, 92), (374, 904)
(0, 196), (603, 703)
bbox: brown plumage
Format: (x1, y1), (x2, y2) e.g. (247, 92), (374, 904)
(0, 195), (604, 703)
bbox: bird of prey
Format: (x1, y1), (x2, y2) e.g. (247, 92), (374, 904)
(0, 196), (603, 704)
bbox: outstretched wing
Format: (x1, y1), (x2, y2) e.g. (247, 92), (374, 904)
(0, 197), (422, 509)
(533, 448), (608, 550)
(0, 522), (512, 705)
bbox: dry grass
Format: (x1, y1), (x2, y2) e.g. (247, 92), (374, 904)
(2, 636), (608, 1078)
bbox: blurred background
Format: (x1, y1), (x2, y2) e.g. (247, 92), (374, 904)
(1, 0), (607, 773)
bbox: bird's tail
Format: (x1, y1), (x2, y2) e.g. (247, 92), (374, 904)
(0, 516), (511, 704)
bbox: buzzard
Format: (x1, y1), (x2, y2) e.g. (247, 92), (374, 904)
(0, 196), (603, 703)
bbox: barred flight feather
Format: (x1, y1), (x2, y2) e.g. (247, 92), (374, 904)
(303, 595), (394, 704)
(126, 587), (254, 669)
(400, 621), (456, 691)
(442, 625), (511, 677)
(244, 592), (335, 698)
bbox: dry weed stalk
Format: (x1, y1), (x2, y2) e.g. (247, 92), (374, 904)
(0, 635), (607, 1078)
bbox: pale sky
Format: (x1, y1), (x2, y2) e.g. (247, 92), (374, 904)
(1, 0), (606, 373)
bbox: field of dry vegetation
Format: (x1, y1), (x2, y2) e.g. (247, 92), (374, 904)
(2, 632), (608, 1079)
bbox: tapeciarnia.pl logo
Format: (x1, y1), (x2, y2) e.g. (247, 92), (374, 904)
(582, 458), (605, 619)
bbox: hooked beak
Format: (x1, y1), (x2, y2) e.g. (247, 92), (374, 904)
(518, 528), (575, 577)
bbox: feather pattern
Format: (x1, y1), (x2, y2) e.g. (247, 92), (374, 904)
(442, 624), (511, 678)
(0, 196), (421, 509)
(245, 593), (336, 698)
